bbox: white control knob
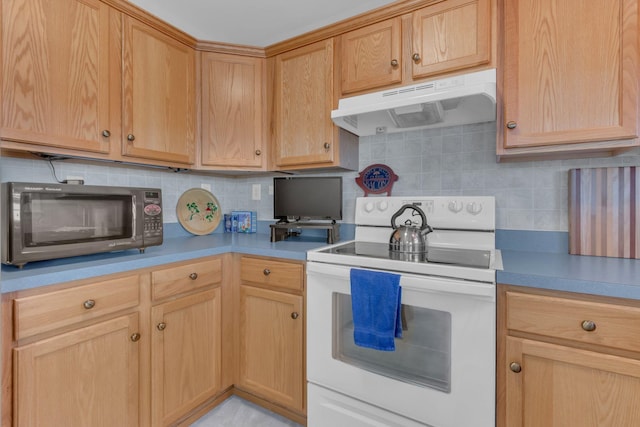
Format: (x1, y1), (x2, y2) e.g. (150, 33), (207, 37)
(377, 201), (389, 212)
(466, 202), (483, 215)
(448, 200), (464, 213)
(364, 202), (375, 213)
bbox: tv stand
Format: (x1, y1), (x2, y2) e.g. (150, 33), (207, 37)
(270, 222), (340, 244)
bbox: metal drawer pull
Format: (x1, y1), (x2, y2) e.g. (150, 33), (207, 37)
(506, 121), (517, 129)
(509, 362), (522, 373)
(157, 322), (166, 331)
(127, 134), (135, 142)
(83, 299), (96, 310)
(390, 59), (399, 67)
(102, 129), (111, 137)
(581, 320), (597, 332)
(189, 272), (198, 280)
(263, 268), (271, 276)
(130, 333), (141, 342)
(291, 312), (299, 319)
(412, 53), (421, 63)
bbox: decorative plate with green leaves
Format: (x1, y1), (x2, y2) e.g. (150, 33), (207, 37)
(176, 188), (221, 235)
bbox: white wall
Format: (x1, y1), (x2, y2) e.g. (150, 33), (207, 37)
(2, 121), (639, 230)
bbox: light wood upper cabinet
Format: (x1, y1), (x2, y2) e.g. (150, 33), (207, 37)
(121, 17), (196, 165)
(13, 313), (141, 427)
(340, 17), (403, 94)
(498, 0), (639, 159)
(0, 0), (113, 154)
(200, 52), (266, 169)
(338, 0), (492, 95)
(498, 286), (640, 427)
(273, 39), (358, 171)
(411, 0), (491, 79)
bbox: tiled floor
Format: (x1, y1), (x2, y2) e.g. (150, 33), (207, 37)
(190, 396), (303, 427)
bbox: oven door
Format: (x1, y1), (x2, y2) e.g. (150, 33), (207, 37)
(306, 261), (495, 427)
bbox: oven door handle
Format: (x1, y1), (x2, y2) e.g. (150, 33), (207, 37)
(307, 262), (495, 300)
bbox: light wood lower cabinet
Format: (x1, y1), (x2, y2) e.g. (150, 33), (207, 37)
(7, 274), (144, 427)
(151, 288), (223, 426)
(3, 253), (306, 426)
(236, 255), (306, 418)
(498, 285), (640, 427)
(13, 313), (141, 427)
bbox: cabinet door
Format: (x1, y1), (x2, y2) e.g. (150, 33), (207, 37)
(238, 285), (304, 412)
(411, 0), (491, 79)
(273, 39), (335, 168)
(1, 0), (112, 153)
(501, 0), (638, 149)
(151, 288), (222, 426)
(505, 337), (640, 427)
(340, 17), (402, 94)
(13, 313), (140, 427)
(122, 17), (195, 165)
(200, 53), (265, 168)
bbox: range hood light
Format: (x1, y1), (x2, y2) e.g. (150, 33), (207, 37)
(388, 102), (444, 128)
(332, 69), (496, 136)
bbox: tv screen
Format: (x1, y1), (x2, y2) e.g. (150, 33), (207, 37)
(273, 177), (342, 222)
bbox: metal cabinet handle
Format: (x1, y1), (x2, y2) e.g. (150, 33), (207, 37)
(102, 130), (111, 138)
(157, 322), (167, 331)
(412, 53), (421, 63)
(189, 272), (198, 280)
(83, 299), (96, 310)
(581, 320), (597, 332)
(390, 59), (399, 67)
(255, 149), (262, 156)
(291, 312), (299, 319)
(323, 142), (331, 150)
(509, 362), (522, 373)
(127, 134), (135, 142)
(263, 268), (271, 276)
(506, 121), (517, 130)
(130, 333), (141, 342)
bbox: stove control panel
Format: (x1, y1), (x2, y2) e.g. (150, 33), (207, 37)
(355, 196), (495, 230)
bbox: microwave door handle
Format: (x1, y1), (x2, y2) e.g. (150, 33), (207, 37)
(131, 195), (137, 238)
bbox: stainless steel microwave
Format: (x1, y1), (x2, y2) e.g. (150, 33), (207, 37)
(1, 182), (163, 267)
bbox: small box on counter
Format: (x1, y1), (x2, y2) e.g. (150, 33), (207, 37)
(232, 211), (257, 233)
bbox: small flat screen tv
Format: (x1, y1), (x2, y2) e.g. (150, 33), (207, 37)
(273, 177), (342, 222)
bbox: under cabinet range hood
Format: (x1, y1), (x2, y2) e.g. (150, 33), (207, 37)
(332, 69), (496, 136)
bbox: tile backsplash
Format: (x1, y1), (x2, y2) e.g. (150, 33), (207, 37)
(2, 121), (639, 231)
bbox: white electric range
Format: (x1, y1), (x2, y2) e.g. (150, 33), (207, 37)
(306, 196), (501, 427)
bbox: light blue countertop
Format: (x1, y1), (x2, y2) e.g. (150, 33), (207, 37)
(2, 228), (639, 301)
(1, 233), (330, 293)
(496, 230), (640, 299)
(498, 250), (640, 300)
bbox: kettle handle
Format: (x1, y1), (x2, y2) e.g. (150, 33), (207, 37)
(391, 204), (429, 230)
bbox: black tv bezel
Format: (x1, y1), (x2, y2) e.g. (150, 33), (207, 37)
(273, 176), (343, 222)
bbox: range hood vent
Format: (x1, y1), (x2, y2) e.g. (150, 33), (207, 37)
(332, 69), (496, 136)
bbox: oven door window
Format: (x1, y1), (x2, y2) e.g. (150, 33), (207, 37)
(332, 293), (452, 392)
(21, 193), (134, 246)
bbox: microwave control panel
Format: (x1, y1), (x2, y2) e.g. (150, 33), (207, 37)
(142, 190), (163, 244)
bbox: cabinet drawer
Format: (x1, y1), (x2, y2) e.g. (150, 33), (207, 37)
(152, 258), (222, 301)
(14, 275), (140, 340)
(506, 291), (640, 353)
(240, 256), (304, 291)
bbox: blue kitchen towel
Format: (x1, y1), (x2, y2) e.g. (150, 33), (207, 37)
(350, 268), (402, 351)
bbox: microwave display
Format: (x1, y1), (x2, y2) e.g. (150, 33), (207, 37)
(22, 193), (134, 247)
